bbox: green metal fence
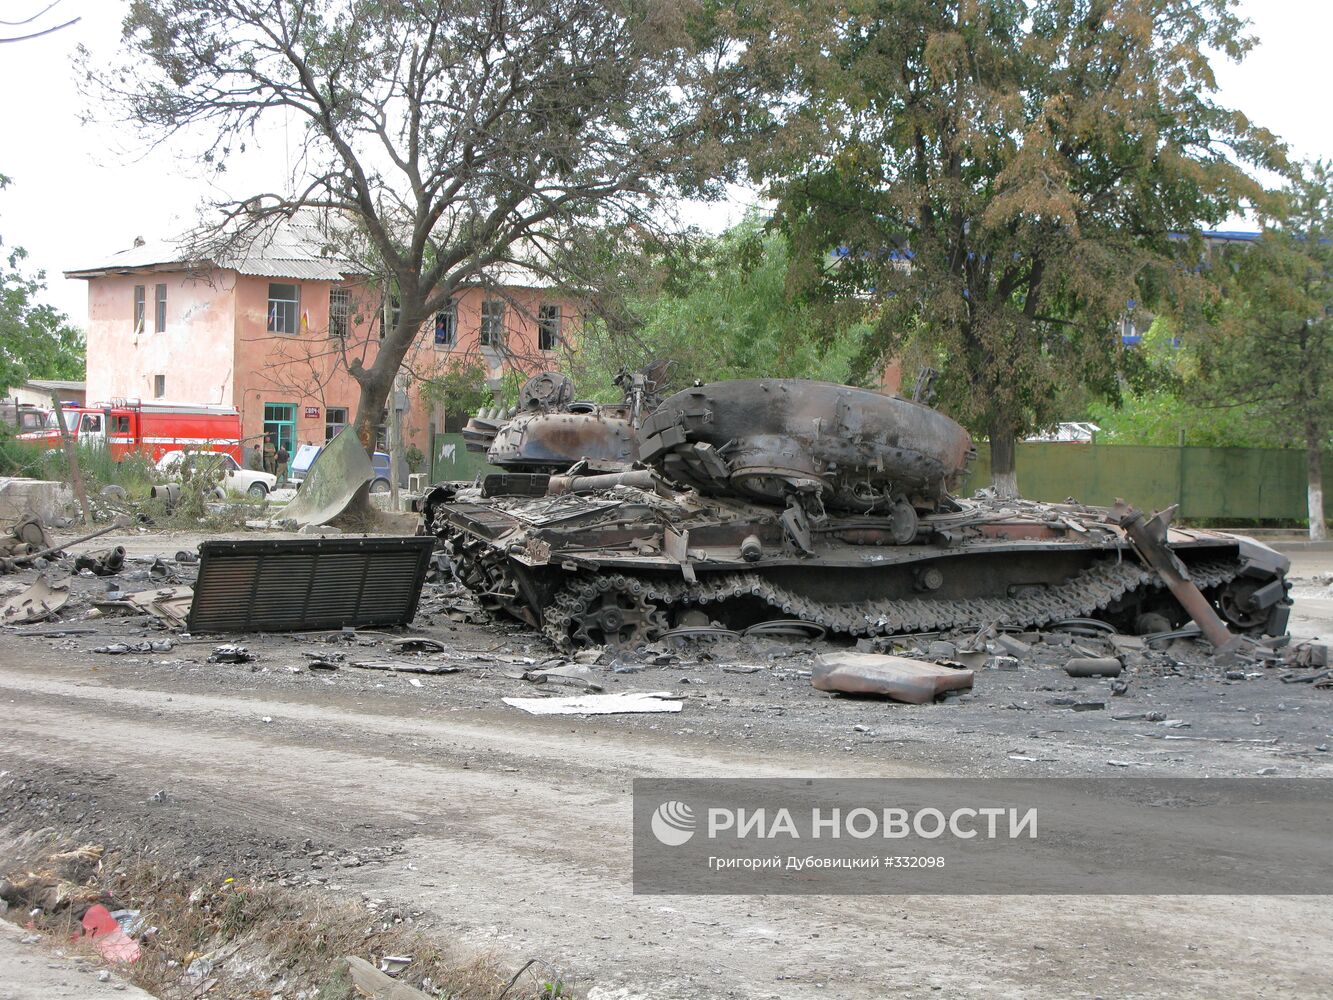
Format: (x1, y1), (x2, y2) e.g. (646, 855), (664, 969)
(962, 443), (1332, 521)
(429, 430), (501, 484)
(426, 429), (1326, 521)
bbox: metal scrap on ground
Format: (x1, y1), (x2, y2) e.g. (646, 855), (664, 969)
(812, 651), (975, 704)
(278, 427), (373, 527)
(0, 575), (70, 624)
(95, 586), (194, 628)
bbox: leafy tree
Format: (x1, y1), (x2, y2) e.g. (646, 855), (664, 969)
(0, 175), (85, 398)
(1085, 318), (1277, 447)
(417, 354), (492, 422)
(87, 0), (738, 495)
(567, 216), (870, 399)
(742, 0), (1281, 495)
(1196, 162), (1333, 539)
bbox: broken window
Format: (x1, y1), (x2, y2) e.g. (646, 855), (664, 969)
(329, 286), (350, 339)
(434, 301), (456, 348)
(480, 299), (505, 347)
(325, 406), (348, 441)
(538, 303), (561, 352)
(268, 282), (301, 335)
(154, 283), (167, 333)
(133, 285), (145, 333)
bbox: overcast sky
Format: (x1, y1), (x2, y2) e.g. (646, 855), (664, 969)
(2, 0), (1329, 327)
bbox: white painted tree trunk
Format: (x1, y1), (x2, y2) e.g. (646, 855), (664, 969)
(991, 468), (1020, 499)
(1307, 428), (1328, 541)
(1309, 480), (1328, 541)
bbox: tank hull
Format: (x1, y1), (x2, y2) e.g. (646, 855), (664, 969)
(426, 487), (1291, 647)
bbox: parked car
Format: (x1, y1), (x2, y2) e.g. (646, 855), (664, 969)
(156, 450), (278, 498)
(288, 445), (394, 492)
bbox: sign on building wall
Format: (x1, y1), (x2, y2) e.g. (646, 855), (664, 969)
(304, 406), (320, 418)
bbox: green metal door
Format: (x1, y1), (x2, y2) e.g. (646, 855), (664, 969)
(263, 402), (296, 458)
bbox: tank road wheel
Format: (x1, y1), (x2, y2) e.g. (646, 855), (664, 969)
(1216, 577), (1273, 631)
(545, 574), (670, 649)
(572, 587), (661, 648)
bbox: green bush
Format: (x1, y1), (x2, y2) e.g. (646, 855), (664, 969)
(0, 431), (45, 478)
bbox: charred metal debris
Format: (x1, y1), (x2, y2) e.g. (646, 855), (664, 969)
(426, 374), (1296, 655)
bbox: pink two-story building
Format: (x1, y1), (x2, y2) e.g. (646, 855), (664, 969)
(66, 216), (578, 470)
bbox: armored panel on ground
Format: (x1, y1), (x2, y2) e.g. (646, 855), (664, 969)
(188, 536), (435, 633)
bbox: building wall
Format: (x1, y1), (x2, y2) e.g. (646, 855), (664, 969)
(84, 270), (238, 409)
(83, 268), (580, 468)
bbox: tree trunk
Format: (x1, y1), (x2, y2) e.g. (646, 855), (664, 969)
(1306, 417), (1328, 541)
(989, 418), (1019, 499)
(342, 365), (395, 517)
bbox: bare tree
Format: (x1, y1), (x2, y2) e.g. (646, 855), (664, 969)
(0, 0), (80, 43)
(84, 0), (737, 484)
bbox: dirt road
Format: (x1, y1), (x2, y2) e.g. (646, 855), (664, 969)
(2, 645), (1330, 998)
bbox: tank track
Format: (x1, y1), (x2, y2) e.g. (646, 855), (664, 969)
(540, 558), (1244, 648)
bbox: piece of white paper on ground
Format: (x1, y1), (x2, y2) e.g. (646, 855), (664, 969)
(502, 691), (683, 715)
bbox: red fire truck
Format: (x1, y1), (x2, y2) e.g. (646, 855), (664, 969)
(20, 400), (243, 463)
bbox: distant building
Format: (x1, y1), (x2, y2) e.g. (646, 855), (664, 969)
(65, 215), (578, 463)
(7, 378), (86, 409)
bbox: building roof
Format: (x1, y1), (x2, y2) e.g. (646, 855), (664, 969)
(1168, 229), (1261, 244)
(64, 213), (357, 282)
(64, 210), (567, 289)
(24, 378), (85, 392)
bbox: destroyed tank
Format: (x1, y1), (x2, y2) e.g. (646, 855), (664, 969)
(425, 379), (1292, 648)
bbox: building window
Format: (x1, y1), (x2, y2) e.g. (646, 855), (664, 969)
(480, 299), (505, 347)
(325, 406), (349, 441)
(434, 302), (456, 349)
(329, 287), (350, 339)
(153, 374), (165, 398)
(133, 285), (145, 333)
(538, 303), (561, 352)
(154, 283), (167, 333)
(268, 282), (301, 334)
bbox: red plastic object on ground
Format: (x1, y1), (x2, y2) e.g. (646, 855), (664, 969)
(81, 904), (141, 963)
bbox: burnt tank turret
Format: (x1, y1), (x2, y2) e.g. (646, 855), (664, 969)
(461, 364), (670, 474)
(426, 378), (1292, 648)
